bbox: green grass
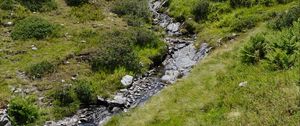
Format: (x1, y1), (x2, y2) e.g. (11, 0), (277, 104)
(106, 23), (300, 125)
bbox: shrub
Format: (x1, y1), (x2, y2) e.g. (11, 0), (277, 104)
(192, 0), (210, 22)
(8, 97), (39, 125)
(52, 86), (75, 107)
(70, 4), (104, 22)
(231, 16), (257, 32)
(17, 0), (57, 12)
(240, 34), (268, 64)
(112, 0), (150, 24)
(91, 31), (141, 73)
(27, 61), (55, 79)
(268, 6), (300, 30)
(65, 0), (88, 6)
(0, 0), (14, 10)
(74, 80), (95, 105)
(11, 17), (55, 40)
(133, 28), (160, 48)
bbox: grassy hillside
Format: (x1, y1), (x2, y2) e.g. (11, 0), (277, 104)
(0, 0), (166, 125)
(107, 0), (300, 125)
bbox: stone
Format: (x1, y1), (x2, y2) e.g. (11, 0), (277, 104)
(113, 95), (126, 105)
(3, 22), (13, 27)
(0, 109), (11, 126)
(167, 22), (180, 33)
(121, 75), (133, 86)
(239, 81), (247, 87)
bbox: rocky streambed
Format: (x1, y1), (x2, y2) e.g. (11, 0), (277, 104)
(41, 0), (211, 125)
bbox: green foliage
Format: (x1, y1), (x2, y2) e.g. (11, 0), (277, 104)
(70, 4), (104, 22)
(65, 0), (88, 6)
(11, 16), (56, 40)
(112, 0), (150, 26)
(241, 21), (300, 70)
(268, 6), (300, 30)
(229, 0), (253, 8)
(240, 34), (268, 64)
(8, 97), (39, 125)
(192, 0), (210, 22)
(52, 86), (75, 107)
(74, 80), (95, 105)
(17, 0), (57, 12)
(132, 28), (160, 48)
(27, 61), (55, 79)
(91, 31), (141, 73)
(0, 0), (14, 10)
(231, 15), (257, 32)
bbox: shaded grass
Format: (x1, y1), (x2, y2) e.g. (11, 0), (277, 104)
(106, 24), (300, 125)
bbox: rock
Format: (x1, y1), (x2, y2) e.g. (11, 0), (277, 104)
(113, 95), (126, 105)
(0, 109), (11, 126)
(3, 22), (13, 27)
(161, 70), (180, 84)
(167, 22), (180, 33)
(121, 75), (133, 86)
(239, 81), (247, 87)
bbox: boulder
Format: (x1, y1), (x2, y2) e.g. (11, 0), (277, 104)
(0, 109), (11, 126)
(121, 75), (133, 86)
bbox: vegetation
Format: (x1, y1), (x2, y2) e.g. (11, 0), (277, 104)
(11, 16), (56, 40)
(192, 0), (210, 22)
(8, 97), (39, 125)
(65, 0), (88, 6)
(17, 0), (57, 12)
(0, 0), (14, 10)
(26, 61), (55, 79)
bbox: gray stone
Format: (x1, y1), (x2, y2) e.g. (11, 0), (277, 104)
(121, 75), (133, 86)
(167, 22), (180, 33)
(3, 22), (13, 27)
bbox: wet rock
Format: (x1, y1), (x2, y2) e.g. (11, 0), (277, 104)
(167, 22), (180, 33)
(121, 75), (133, 86)
(0, 109), (11, 126)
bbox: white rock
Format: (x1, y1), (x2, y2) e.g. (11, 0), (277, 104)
(239, 81), (247, 87)
(121, 75), (133, 86)
(32, 47), (38, 50)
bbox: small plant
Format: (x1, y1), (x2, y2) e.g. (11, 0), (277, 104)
(8, 97), (39, 125)
(11, 16), (56, 40)
(133, 28), (160, 48)
(65, 0), (88, 6)
(240, 34), (268, 64)
(192, 0), (210, 22)
(74, 80), (95, 105)
(52, 86), (75, 107)
(230, 0), (252, 8)
(231, 16), (257, 32)
(17, 0), (57, 12)
(27, 61), (55, 79)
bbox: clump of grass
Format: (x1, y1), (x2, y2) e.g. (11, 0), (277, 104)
(16, 0), (57, 12)
(70, 4), (105, 22)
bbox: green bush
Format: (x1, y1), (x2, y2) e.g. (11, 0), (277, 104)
(0, 0), (14, 10)
(17, 0), (57, 12)
(27, 61), (55, 79)
(52, 86), (75, 107)
(65, 0), (88, 6)
(91, 31), (141, 73)
(133, 28), (160, 48)
(268, 6), (300, 30)
(192, 0), (210, 22)
(112, 0), (150, 25)
(12, 16), (56, 40)
(74, 80), (95, 105)
(240, 34), (268, 64)
(231, 16), (257, 32)
(8, 97), (39, 125)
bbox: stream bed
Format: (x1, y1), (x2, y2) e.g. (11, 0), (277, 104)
(44, 0), (210, 125)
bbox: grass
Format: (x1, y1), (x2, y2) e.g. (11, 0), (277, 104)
(106, 23), (300, 125)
